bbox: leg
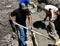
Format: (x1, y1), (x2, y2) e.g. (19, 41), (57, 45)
(49, 21), (56, 34)
(24, 28), (27, 41)
(49, 14), (57, 33)
(18, 26), (26, 46)
(49, 21), (59, 40)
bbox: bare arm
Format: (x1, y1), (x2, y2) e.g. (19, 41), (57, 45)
(50, 9), (55, 22)
(9, 15), (14, 21)
(50, 9), (54, 17)
(28, 15), (32, 26)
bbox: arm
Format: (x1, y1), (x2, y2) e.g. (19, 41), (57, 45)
(9, 15), (16, 32)
(50, 9), (55, 22)
(28, 15), (33, 30)
(28, 15), (32, 26)
(9, 15), (17, 25)
(9, 10), (16, 21)
(9, 15), (14, 21)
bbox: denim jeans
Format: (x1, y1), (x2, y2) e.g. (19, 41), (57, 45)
(18, 25), (26, 46)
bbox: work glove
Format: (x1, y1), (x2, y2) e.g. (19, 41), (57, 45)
(28, 26), (32, 31)
(13, 21), (17, 25)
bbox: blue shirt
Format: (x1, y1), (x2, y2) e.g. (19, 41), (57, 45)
(19, 0), (30, 4)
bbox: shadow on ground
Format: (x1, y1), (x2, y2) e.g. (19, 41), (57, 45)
(33, 20), (50, 30)
(33, 21), (46, 29)
(33, 21), (52, 33)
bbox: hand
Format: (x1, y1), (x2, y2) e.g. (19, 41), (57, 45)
(28, 26), (32, 31)
(50, 19), (54, 22)
(13, 21), (17, 25)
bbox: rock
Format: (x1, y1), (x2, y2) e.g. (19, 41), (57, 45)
(37, 0), (48, 4)
(37, 3), (46, 12)
(0, 0), (19, 46)
(0, 34), (18, 46)
(47, 0), (60, 5)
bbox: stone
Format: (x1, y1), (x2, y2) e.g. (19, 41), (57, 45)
(37, 3), (46, 12)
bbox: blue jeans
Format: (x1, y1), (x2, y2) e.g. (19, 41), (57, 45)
(18, 26), (26, 46)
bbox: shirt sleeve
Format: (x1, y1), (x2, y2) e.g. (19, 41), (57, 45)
(25, 9), (31, 16)
(11, 9), (17, 16)
(45, 5), (58, 12)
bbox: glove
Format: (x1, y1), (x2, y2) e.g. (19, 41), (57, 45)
(28, 26), (32, 31)
(13, 21), (17, 25)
